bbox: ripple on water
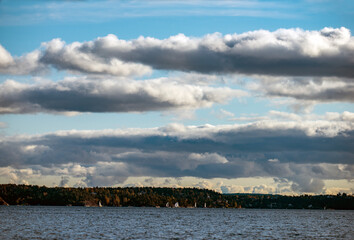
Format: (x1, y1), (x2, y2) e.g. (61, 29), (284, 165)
(0, 207), (353, 239)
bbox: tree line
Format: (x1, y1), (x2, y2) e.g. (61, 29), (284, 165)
(0, 184), (353, 209)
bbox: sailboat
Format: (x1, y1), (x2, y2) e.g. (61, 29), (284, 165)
(204, 202), (207, 208)
(98, 201), (102, 207)
(174, 202), (179, 208)
(166, 202), (170, 208)
(194, 202), (197, 208)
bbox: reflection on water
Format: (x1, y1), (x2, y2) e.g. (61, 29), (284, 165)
(0, 206), (353, 239)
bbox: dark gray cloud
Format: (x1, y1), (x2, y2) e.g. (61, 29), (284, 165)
(1, 120), (353, 189)
(0, 78), (245, 114)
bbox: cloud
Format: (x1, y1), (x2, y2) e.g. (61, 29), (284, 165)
(0, 166), (41, 185)
(0, 77), (246, 114)
(248, 76), (354, 104)
(0, 45), (13, 67)
(52, 27), (354, 78)
(227, 111), (354, 124)
(194, 180), (215, 190)
(0, 45), (46, 75)
(0, 41), (150, 77)
(40, 39), (152, 76)
(59, 176), (70, 187)
(83, 162), (129, 186)
(0, 118), (353, 191)
(290, 176), (325, 193)
(216, 109), (235, 119)
(2, 27), (353, 78)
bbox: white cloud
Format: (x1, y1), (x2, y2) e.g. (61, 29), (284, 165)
(0, 45), (14, 67)
(228, 111), (354, 127)
(0, 166), (41, 185)
(0, 45), (46, 75)
(194, 180), (215, 190)
(216, 109), (235, 119)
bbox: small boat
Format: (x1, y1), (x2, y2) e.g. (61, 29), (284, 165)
(98, 201), (102, 207)
(174, 202), (179, 208)
(204, 203), (207, 208)
(194, 202), (197, 208)
(166, 202), (170, 208)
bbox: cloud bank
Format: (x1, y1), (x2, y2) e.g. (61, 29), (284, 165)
(1, 118), (353, 192)
(1, 27), (353, 78)
(0, 77), (246, 114)
(46, 27), (354, 78)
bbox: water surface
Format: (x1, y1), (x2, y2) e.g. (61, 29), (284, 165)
(0, 206), (353, 239)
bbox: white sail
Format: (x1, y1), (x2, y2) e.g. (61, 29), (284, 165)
(174, 202), (179, 208)
(166, 202), (170, 208)
(194, 202), (197, 208)
(99, 201), (102, 207)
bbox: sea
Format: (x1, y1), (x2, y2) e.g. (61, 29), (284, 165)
(0, 206), (353, 239)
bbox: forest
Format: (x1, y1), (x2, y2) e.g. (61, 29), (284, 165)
(0, 184), (353, 209)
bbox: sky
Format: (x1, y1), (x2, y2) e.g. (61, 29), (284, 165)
(0, 0), (353, 195)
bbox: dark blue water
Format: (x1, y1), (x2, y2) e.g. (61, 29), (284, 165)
(0, 206), (353, 239)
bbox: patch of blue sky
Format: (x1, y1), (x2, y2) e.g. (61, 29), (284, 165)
(1, 1), (353, 30)
(313, 103), (354, 115)
(0, 68), (68, 83)
(0, 112), (168, 135)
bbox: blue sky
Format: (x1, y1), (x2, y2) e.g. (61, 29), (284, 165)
(0, 0), (353, 194)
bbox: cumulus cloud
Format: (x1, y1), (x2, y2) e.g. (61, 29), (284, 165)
(40, 39), (152, 76)
(0, 45), (46, 75)
(1, 27), (353, 78)
(0, 118), (353, 191)
(0, 39), (152, 76)
(0, 166), (41, 184)
(0, 41), (150, 77)
(55, 27), (354, 78)
(248, 76), (354, 105)
(0, 77), (246, 114)
(194, 180), (215, 190)
(0, 45), (13, 67)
